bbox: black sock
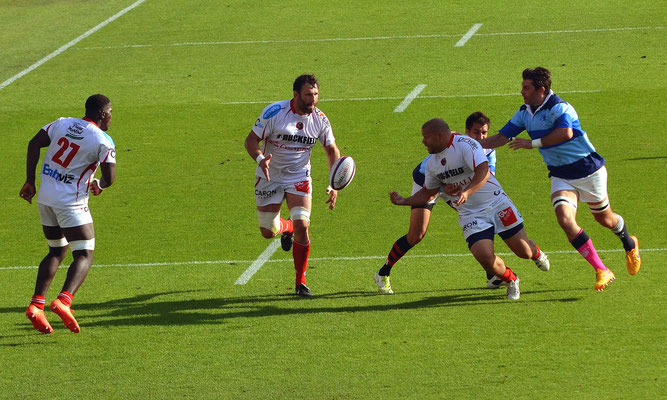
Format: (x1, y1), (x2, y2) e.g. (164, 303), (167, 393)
(612, 214), (635, 251)
(379, 235), (414, 276)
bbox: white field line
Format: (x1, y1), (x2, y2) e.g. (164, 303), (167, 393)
(0, 0), (146, 91)
(221, 89), (601, 106)
(2, 247), (665, 271)
(394, 84), (427, 113)
(234, 239), (281, 285)
(71, 26), (665, 51)
(455, 23), (483, 47)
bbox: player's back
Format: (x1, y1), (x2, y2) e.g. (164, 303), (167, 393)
(38, 117), (115, 208)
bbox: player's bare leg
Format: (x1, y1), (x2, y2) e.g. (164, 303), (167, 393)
(553, 190), (614, 290)
(286, 193), (313, 297)
(502, 228), (550, 271)
(589, 200), (640, 275)
(469, 238), (520, 300)
(49, 223), (95, 333)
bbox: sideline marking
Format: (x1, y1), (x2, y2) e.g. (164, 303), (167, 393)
(72, 26), (664, 51)
(234, 239), (281, 285)
(0, 0), (146, 91)
(394, 84), (427, 113)
(221, 89), (601, 106)
(455, 23), (483, 47)
(2, 248), (665, 271)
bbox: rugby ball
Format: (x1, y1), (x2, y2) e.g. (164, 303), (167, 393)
(329, 156), (356, 190)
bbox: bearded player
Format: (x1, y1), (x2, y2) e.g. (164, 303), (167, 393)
(244, 74), (341, 297)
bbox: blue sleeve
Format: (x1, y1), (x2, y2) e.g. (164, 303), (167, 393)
(486, 151), (497, 174)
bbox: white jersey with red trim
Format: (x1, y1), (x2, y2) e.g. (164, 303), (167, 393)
(251, 99), (335, 183)
(424, 134), (504, 215)
(37, 117), (116, 208)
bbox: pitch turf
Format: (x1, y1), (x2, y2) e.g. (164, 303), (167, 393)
(1, 1), (665, 398)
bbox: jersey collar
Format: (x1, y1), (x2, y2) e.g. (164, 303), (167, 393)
(82, 116), (100, 128)
(526, 90), (554, 115)
(446, 132), (455, 148)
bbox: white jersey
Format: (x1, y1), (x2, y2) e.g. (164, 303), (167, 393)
(251, 99), (335, 183)
(37, 117), (116, 208)
(424, 134), (504, 215)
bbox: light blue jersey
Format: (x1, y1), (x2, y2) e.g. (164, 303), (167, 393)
(499, 91), (605, 179)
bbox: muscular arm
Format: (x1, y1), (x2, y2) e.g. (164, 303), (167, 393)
(20, 130), (50, 203)
(478, 133), (510, 149)
(509, 127), (573, 150)
(389, 186), (440, 207)
(456, 161), (490, 205)
(244, 130), (270, 180)
(322, 142), (341, 209)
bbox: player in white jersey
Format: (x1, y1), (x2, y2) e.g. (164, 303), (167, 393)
(375, 112), (548, 294)
(244, 75), (342, 297)
(388, 118), (550, 300)
(20, 94), (116, 334)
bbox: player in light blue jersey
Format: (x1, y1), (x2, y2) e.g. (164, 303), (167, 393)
(374, 112), (549, 294)
(480, 67), (640, 291)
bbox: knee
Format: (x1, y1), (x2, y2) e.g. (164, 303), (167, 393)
(593, 213), (615, 229)
(48, 247), (68, 262)
(259, 227), (276, 239)
(72, 249), (94, 264)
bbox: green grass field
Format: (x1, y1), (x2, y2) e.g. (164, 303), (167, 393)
(1, 1), (666, 398)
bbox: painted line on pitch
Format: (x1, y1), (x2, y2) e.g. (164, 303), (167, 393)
(0, 0), (146, 91)
(234, 239), (281, 285)
(72, 26), (665, 50)
(2, 247), (666, 271)
(455, 23), (483, 47)
(221, 89), (602, 106)
(394, 84), (427, 113)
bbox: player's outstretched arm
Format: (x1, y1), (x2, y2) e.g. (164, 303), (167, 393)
(390, 187), (439, 207)
(244, 130), (271, 181)
(508, 127), (573, 150)
(20, 130), (50, 204)
(478, 133), (510, 149)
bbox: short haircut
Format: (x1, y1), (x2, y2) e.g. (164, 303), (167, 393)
(293, 74), (319, 92)
(465, 111), (490, 130)
(85, 94), (111, 114)
(422, 118), (451, 134)
(522, 67), (551, 92)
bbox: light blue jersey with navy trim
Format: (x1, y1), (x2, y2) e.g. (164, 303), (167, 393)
(499, 91), (605, 179)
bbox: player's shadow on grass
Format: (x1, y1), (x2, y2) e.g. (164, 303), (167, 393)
(77, 288), (584, 329)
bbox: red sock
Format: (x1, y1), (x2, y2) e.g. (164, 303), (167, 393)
(279, 218), (293, 234)
(293, 241), (310, 286)
(500, 267), (517, 282)
(30, 295), (46, 310)
(531, 246), (542, 260)
(58, 291), (73, 307)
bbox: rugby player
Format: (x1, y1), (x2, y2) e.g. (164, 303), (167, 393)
(21, 94), (116, 333)
(244, 74), (342, 297)
(388, 118), (549, 300)
(480, 67), (640, 291)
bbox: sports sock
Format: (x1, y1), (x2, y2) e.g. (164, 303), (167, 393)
(30, 295), (46, 310)
(531, 246), (542, 260)
(293, 241), (310, 287)
(570, 229), (607, 271)
(380, 235), (414, 275)
(279, 218), (293, 235)
(57, 291), (73, 307)
(486, 271), (495, 280)
(500, 267), (517, 282)
(611, 214), (635, 251)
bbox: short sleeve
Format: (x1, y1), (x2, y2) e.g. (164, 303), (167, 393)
(252, 103), (282, 139)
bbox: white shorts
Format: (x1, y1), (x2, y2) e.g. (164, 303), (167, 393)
(255, 177), (312, 207)
(38, 203), (93, 228)
(458, 195), (524, 240)
(550, 166), (608, 203)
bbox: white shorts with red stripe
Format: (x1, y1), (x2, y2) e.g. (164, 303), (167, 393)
(458, 194), (524, 240)
(254, 177), (313, 207)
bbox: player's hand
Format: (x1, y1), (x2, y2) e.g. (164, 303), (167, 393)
(19, 183), (36, 204)
(259, 154), (271, 181)
(442, 184), (461, 196)
(91, 179), (104, 196)
(454, 190), (469, 206)
(325, 186), (337, 210)
(389, 191), (406, 206)
(508, 138), (533, 150)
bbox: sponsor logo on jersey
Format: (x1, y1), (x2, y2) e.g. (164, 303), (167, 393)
(254, 118), (264, 129)
(42, 162), (75, 184)
(457, 136), (479, 150)
(462, 220), (477, 232)
(436, 167), (464, 180)
(440, 157), (446, 166)
(263, 104), (282, 120)
(275, 134), (317, 145)
(296, 122), (304, 130)
(66, 123), (85, 140)
(497, 206), (518, 227)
